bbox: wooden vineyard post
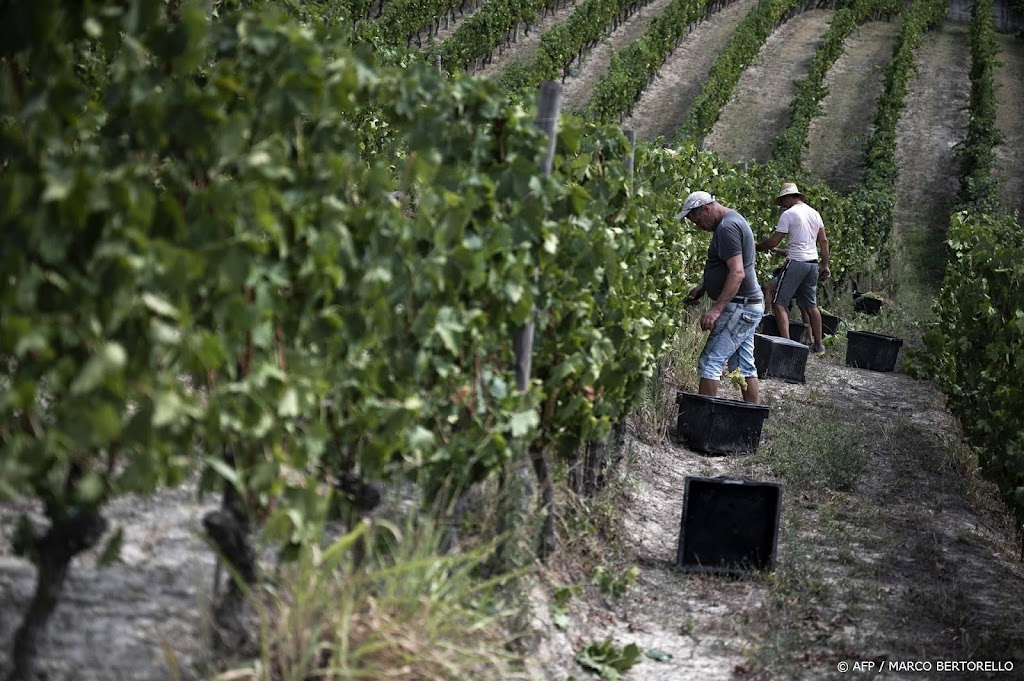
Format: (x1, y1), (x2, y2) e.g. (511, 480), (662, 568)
(618, 127), (634, 450)
(513, 81), (561, 390)
(509, 81), (563, 562)
(624, 128), (636, 185)
(582, 128), (636, 497)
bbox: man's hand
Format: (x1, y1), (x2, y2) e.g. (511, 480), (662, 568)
(699, 308), (721, 331)
(757, 230), (786, 253)
(685, 284), (704, 304)
(819, 265), (831, 281)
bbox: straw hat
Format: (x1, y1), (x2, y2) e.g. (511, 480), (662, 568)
(774, 182), (806, 205)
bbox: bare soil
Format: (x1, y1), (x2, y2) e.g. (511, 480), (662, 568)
(803, 20), (901, 193)
(560, 0), (677, 113)
(992, 33), (1024, 218)
(891, 23), (971, 286)
(622, 0), (759, 143)
(704, 9), (835, 164)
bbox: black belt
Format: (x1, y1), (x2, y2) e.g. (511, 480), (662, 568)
(731, 295), (764, 305)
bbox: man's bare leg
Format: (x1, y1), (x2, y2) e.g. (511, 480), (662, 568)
(741, 376), (760, 404)
(803, 306), (825, 351)
(699, 378), (719, 397)
(773, 303), (790, 339)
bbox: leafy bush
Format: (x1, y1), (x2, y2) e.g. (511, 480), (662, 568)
(924, 211), (1024, 518)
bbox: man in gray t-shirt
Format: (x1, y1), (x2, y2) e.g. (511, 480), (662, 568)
(677, 191), (764, 404)
(702, 211), (762, 302)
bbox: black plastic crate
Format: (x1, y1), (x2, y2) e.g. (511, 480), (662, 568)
(676, 476), (783, 576)
(845, 330), (904, 372)
(820, 312), (841, 336)
(674, 392), (769, 455)
(754, 333), (808, 383)
(759, 314), (807, 343)
(853, 292), (883, 315)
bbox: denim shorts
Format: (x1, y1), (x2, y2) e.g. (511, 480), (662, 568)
(697, 302), (764, 380)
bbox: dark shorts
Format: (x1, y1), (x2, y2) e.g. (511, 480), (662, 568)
(765, 264), (784, 288)
(773, 260), (818, 308)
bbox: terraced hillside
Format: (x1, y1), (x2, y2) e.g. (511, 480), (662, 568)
(704, 8), (835, 163)
(993, 31), (1024, 218)
(460, 0), (1021, 218)
(559, 0), (679, 112)
(622, 0), (759, 142)
(892, 22), (971, 286)
(431, 1), (1022, 222)
(803, 19), (901, 191)
(471, 1), (583, 77)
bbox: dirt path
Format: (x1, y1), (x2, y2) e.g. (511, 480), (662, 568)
(622, 0), (759, 143)
(472, 0), (581, 78)
(891, 23), (970, 287)
(704, 9), (835, 164)
(992, 33), (1024, 219)
(542, 354), (1024, 680)
(803, 20), (901, 193)
(559, 0), (677, 113)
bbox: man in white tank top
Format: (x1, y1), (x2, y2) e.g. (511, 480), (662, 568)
(755, 183), (831, 352)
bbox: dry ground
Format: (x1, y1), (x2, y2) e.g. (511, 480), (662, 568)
(704, 9), (835, 164)
(560, 0), (678, 113)
(890, 22), (971, 289)
(623, 0), (759, 143)
(992, 32), (1024, 219)
(803, 20), (901, 193)
(541, 353), (1024, 680)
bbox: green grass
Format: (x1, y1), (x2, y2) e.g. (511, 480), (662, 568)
(758, 397), (869, 492)
(635, 321), (705, 444)
(212, 514), (531, 681)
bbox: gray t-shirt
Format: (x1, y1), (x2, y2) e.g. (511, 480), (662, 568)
(702, 210), (761, 301)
